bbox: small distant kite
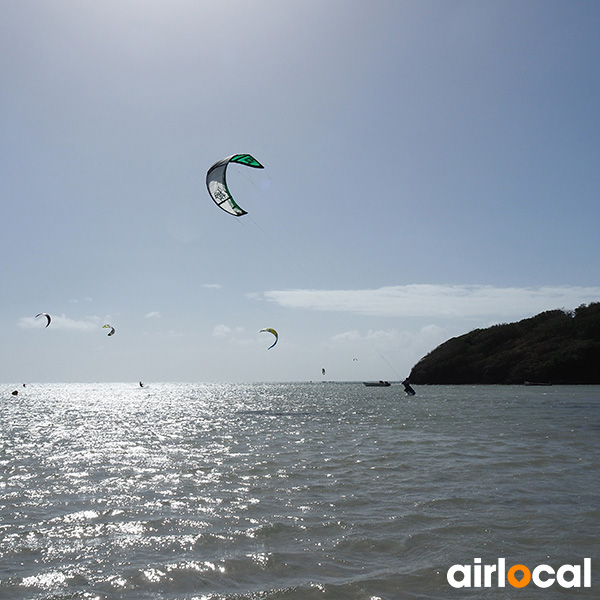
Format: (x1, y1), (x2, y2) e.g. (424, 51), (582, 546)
(260, 327), (278, 350)
(35, 313), (51, 327)
(206, 154), (264, 217)
(322, 368), (326, 376)
(103, 324), (115, 337)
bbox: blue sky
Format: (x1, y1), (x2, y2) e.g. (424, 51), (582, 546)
(2, 0), (599, 383)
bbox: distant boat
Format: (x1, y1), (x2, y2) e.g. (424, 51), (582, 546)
(363, 380), (391, 387)
(524, 381), (552, 386)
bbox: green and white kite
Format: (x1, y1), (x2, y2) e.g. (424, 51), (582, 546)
(206, 154), (264, 217)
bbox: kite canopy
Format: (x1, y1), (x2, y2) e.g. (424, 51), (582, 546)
(206, 154), (264, 217)
(35, 313), (51, 327)
(103, 324), (115, 337)
(260, 327), (278, 350)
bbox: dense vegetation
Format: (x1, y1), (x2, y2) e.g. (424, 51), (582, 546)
(408, 302), (600, 384)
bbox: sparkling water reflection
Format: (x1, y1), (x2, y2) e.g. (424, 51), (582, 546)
(1, 383), (598, 599)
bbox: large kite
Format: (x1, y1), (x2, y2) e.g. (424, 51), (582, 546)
(206, 154), (264, 217)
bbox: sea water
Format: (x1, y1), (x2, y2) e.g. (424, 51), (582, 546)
(0, 383), (598, 599)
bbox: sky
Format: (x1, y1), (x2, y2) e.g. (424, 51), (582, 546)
(1, 0), (599, 383)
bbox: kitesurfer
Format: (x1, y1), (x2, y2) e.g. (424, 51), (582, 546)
(402, 378), (416, 396)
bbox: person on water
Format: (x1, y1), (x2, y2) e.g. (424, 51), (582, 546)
(402, 378), (416, 395)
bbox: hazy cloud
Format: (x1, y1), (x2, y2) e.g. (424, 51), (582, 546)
(260, 285), (600, 318)
(328, 325), (448, 351)
(212, 324), (232, 338)
(329, 330), (362, 344)
(212, 325), (256, 348)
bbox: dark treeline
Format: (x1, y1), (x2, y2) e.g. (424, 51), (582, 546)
(409, 302), (600, 384)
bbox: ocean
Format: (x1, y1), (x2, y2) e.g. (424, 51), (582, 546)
(1, 383), (598, 599)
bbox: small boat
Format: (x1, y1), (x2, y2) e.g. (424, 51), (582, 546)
(524, 381), (552, 386)
(363, 380), (391, 387)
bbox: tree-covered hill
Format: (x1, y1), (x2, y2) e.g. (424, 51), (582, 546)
(408, 302), (600, 384)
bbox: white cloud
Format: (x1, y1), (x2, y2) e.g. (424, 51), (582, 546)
(364, 329), (402, 342)
(260, 285), (600, 319)
(211, 325), (258, 349)
(202, 284), (222, 290)
(18, 314), (101, 331)
(329, 330), (362, 343)
(145, 311), (161, 319)
(212, 324), (232, 338)
(212, 325), (248, 336)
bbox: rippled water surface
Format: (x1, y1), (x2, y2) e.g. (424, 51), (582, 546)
(1, 383), (598, 599)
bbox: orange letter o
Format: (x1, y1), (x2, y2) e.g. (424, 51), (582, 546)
(508, 564), (531, 588)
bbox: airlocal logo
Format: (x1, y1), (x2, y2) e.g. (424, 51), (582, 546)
(447, 558), (591, 589)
